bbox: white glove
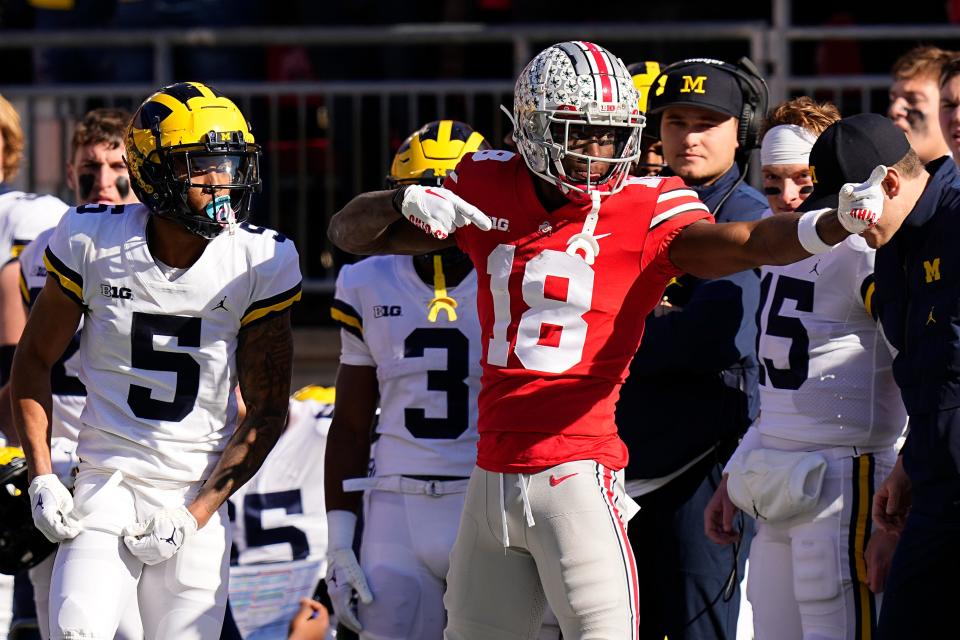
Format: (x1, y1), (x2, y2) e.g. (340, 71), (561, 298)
(837, 165), (887, 234)
(122, 505), (197, 565)
(325, 510), (373, 632)
(28, 474), (82, 543)
(397, 185), (492, 240)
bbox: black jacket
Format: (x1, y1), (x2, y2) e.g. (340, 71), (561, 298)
(618, 165), (766, 480)
(875, 156), (960, 515)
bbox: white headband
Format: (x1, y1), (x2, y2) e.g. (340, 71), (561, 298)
(760, 124), (818, 166)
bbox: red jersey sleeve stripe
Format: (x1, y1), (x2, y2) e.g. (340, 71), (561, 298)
(649, 202), (710, 229)
(656, 188), (698, 203)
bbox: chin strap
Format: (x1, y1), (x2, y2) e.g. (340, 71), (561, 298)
(427, 254), (458, 322)
(565, 190), (602, 264)
(226, 208), (238, 236)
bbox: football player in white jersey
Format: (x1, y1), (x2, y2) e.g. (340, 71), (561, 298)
(11, 107), (145, 640)
(226, 385), (334, 639)
(0, 94), (68, 396)
(10, 82), (301, 640)
(704, 97), (907, 640)
(325, 120), (487, 639)
(0, 92), (68, 640)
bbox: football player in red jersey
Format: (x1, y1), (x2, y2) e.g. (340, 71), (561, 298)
(328, 41), (884, 639)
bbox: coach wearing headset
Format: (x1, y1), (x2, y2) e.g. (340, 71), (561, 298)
(616, 58), (769, 640)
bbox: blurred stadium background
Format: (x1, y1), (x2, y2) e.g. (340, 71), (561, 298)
(1, 0), (959, 386)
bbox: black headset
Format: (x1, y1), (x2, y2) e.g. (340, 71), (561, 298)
(649, 56), (769, 153)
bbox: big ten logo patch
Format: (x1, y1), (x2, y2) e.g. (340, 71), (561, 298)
(680, 75), (706, 94)
(373, 305), (402, 318)
(489, 217), (510, 231)
(101, 284), (132, 299)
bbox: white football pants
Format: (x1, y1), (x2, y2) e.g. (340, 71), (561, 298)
(748, 451), (894, 640)
(49, 467), (229, 640)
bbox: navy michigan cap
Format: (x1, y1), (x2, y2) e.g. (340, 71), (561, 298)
(647, 59), (744, 119)
(800, 113), (911, 211)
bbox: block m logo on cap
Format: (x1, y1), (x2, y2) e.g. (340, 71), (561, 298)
(680, 75), (706, 94)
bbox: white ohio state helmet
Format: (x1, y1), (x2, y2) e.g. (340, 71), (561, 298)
(513, 41), (644, 200)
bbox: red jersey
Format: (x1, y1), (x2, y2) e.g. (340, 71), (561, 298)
(447, 151), (713, 473)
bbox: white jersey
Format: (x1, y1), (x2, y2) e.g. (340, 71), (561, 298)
(229, 385), (332, 568)
(333, 255), (481, 478)
(19, 227), (85, 442)
(756, 233), (906, 448)
(45, 203), (301, 483)
(0, 187), (67, 261)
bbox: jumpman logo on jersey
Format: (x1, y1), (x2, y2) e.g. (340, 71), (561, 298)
(211, 296), (229, 312)
(159, 527), (179, 546)
(35, 495), (43, 511)
(809, 261), (821, 275)
(927, 307), (937, 325)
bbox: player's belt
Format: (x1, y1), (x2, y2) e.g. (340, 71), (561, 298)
(815, 444), (894, 460)
(342, 475), (470, 497)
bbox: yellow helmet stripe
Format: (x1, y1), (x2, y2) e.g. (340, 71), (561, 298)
(193, 82), (217, 99)
(436, 119), (453, 144)
(150, 92), (186, 117)
(464, 131), (486, 153)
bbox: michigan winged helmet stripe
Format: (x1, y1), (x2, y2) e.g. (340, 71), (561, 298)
(43, 247), (84, 306)
(330, 298), (363, 340)
(240, 282), (302, 327)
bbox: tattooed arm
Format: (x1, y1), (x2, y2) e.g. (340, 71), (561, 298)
(187, 311), (294, 528)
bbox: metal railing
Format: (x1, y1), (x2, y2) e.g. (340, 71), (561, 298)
(2, 21), (959, 292)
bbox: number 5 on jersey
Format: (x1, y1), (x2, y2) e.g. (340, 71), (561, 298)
(486, 244), (595, 374)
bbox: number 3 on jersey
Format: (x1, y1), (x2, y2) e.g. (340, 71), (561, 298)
(487, 244), (594, 374)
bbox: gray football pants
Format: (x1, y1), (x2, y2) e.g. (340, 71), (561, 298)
(444, 460), (640, 639)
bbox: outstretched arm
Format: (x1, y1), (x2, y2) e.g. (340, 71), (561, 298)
(328, 185), (491, 255)
(673, 164), (888, 279)
(670, 210), (849, 279)
(328, 190), (452, 255)
(188, 311), (294, 528)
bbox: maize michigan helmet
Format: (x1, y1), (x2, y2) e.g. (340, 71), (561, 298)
(386, 120), (490, 188)
(125, 82), (262, 239)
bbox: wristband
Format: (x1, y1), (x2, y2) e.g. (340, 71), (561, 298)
(797, 208), (836, 255)
(391, 186), (409, 216)
(327, 509), (358, 551)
